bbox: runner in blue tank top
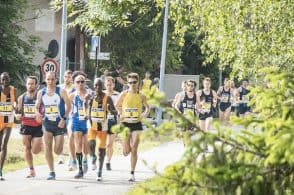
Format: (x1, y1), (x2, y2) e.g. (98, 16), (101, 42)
(68, 71), (91, 179)
(35, 72), (71, 180)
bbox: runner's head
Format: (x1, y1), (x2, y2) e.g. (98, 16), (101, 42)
(26, 76), (38, 93)
(181, 80), (187, 91)
(63, 70), (73, 85)
(94, 78), (103, 94)
(145, 71), (150, 79)
(242, 79), (249, 88)
(127, 73), (139, 91)
(116, 65), (124, 73)
(0, 72), (10, 87)
(203, 77), (211, 90)
(186, 80), (196, 92)
(72, 71), (87, 91)
(105, 76), (115, 91)
(224, 78), (230, 87)
(45, 71), (57, 87)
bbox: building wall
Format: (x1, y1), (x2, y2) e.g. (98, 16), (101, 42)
(22, 0), (62, 67)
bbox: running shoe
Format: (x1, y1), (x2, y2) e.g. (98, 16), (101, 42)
(68, 160), (77, 171)
(82, 160), (88, 174)
(26, 169), (36, 178)
(47, 172), (56, 180)
(74, 171), (83, 179)
(128, 174), (135, 182)
(58, 155), (64, 164)
(0, 172), (4, 181)
(106, 162), (111, 171)
(96, 171), (102, 181)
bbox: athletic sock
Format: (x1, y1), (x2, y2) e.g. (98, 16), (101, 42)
(76, 152), (83, 172)
(98, 148), (106, 171)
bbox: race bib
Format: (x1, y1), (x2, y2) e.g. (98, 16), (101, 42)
(23, 104), (36, 118)
(0, 102), (13, 116)
(78, 107), (86, 120)
(124, 108), (139, 122)
(45, 105), (59, 121)
(221, 94), (230, 103)
(91, 108), (105, 122)
(202, 102), (211, 113)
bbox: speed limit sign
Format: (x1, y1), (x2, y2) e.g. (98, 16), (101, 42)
(41, 59), (59, 80)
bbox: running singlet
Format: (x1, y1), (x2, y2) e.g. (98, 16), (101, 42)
(180, 92), (197, 115)
(220, 87), (231, 103)
(200, 90), (213, 114)
(89, 95), (108, 130)
(71, 92), (87, 129)
(121, 92), (142, 123)
(21, 93), (41, 126)
(0, 86), (15, 127)
(41, 87), (65, 122)
(141, 79), (152, 92)
(240, 87), (250, 104)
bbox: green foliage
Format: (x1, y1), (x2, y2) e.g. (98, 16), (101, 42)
(161, 0), (294, 78)
(130, 68), (294, 194)
(0, 0), (39, 90)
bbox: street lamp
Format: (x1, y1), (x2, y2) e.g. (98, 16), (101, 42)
(156, 0), (169, 125)
(60, 0), (67, 84)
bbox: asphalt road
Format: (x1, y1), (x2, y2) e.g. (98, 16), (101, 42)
(0, 141), (184, 195)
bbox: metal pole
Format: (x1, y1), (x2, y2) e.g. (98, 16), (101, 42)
(156, 0), (169, 125)
(59, 0), (67, 84)
(219, 68), (222, 87)
(94, 37), (101, 79)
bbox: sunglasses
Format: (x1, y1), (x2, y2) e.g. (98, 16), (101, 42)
(76, 80), (85, 84)
(128, 81), (138, 85)
(187, 84), (194, 87)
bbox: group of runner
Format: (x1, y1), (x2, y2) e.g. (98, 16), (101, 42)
(173, 77), (251, 133)
(0, 70), (149, 182)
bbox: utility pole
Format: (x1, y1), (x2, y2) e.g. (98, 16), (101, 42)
(59, 0), (67, 84)
(156, 0), (169, 125)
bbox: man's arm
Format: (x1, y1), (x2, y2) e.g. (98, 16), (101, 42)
(15, 94), (23, 120)
(141, 94), (150, 118)
(212, 90), (218, 107)
(174, 94), (184, 113)
(60, 88), (71, 118)
(107, 96), (117, 115)
(115, 91), (126, 116)
(35, 90), (42, 123)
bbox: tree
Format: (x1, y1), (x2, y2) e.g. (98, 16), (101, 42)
(0, 0), (39, 90)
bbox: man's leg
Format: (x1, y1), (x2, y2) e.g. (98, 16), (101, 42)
(129, 130), (141, 181)
(88, 129), (97, 170)
(106, 134), (115, 170)
(123, 134), (131, 156)
(219, 110), (225, 123)
(96, 131), (107, 181)
(224, 107), (231, 125)
(0, 128), (11, 180)
(22, 135), (34, 177)
(44, 131), (55, 180)
(74, 132), (84, 178)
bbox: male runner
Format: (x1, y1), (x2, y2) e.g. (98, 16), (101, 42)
(238, 79), (251, 117)
(88, 78), (116, 181)
(229, 80), (239, 116)
(16, 76), (43, 178)
(69, 71), (91, 178)
(115, 73), (149, 182)
(217, 78), (232, 124)
(103, 76), (119, 171)
(59, 70), (77, 170)
(0, 72), (17, 180)
(140, 71), (152, 96)
(35, 72), (71, 180)
(196, 77), (217, 132)
(174, 80), (197, 144)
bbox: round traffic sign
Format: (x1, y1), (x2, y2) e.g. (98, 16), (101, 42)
(41, 59), (59, 74)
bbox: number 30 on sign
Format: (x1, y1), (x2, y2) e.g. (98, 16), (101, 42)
(41, 59), (59, 79)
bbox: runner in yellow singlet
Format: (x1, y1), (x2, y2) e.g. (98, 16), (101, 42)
(116, 73), (149, 182)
